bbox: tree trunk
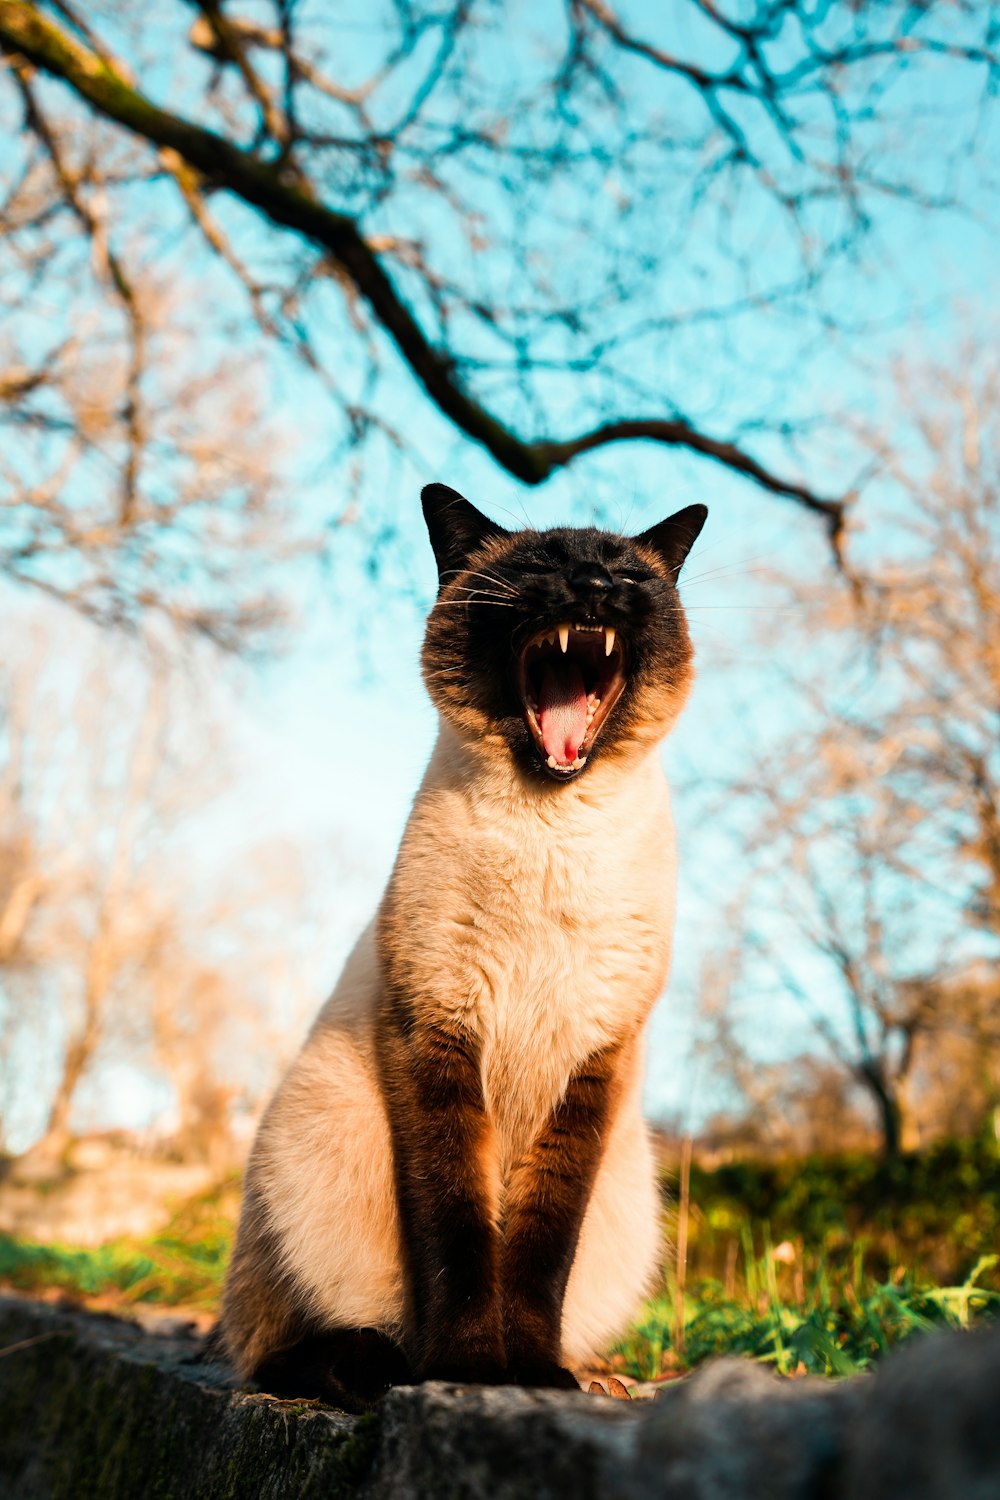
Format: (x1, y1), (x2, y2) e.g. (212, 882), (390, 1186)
(859, 1061), (903, 1160)
(36, 998), (102, 1158)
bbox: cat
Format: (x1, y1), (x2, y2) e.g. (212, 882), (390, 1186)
(218, 483), (707, 1410)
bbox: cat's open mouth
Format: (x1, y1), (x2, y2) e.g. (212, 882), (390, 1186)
(517, 623), (627, 779)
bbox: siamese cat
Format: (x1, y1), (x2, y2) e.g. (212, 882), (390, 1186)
(219, 483), (707, 1410)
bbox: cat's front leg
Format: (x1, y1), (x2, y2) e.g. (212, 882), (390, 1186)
(377, 1006), (507, 1385)
(501, 1039), (625, 1390)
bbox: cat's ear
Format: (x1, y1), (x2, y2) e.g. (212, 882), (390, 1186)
(421, 483), (508, 585)
(634, 504), (707, 580)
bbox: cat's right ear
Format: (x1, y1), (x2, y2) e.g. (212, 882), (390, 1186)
(421, 483), (508, 586)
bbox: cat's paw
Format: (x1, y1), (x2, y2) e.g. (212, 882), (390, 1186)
(509, 1357), (581, 1391)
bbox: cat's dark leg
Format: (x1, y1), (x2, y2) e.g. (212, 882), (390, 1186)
(500, 1039), (625, 1389)
(251, 1327), (412, 1413)
(377, 1007), (506, 1384)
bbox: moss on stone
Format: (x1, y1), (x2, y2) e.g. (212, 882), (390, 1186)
(0, 1300), (375, 1500)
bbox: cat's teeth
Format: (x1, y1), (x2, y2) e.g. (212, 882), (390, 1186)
(547, 754), (558, 768)
(545, 631), (556, 646)
(604, 627), (616, 657)
(558, 624), (570, 653)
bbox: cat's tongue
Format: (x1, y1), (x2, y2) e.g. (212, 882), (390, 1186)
(537, 661), (588, 764)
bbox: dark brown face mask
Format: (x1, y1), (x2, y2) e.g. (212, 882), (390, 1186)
(420, 483), (708, 782)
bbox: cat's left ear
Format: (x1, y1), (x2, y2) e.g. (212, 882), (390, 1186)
(422, 483), (509, 585)
(634, 504), (708, 580)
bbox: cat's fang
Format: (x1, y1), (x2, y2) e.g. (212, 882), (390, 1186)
(558, 625), (570, 653)
(605, 627), (616, 657)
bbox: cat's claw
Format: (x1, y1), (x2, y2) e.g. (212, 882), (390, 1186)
(588, 1376), (633, 1399)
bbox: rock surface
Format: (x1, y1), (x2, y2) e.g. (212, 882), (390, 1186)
(1, 1294), (999, 1498)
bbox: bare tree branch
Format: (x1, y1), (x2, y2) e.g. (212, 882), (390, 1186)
(11, 61), (146, 523)
(0, 0), (846, 527)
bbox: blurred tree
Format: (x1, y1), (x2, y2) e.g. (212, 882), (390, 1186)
(722, 352), (1000, 1157)
(0, 1), (997, 634)
(36, 673), (165, 1153)
(0, 623), (320, 1159)
(901, 966), (1000, 1148)
(689, 940), (889, 1159)
(691, 1054), (876, 1161)
(0, 679), (43, 971)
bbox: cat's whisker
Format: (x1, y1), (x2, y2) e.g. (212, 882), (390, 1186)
(461, 592), (515, 600)
(462, 570), (519, 595)
(436, 590), (517, 601)
(440, 564), (519, 593)
(680, 553), (771, 588)
(681, 567), (769, 588)
(434, 591), (521, 603)
(437, 591), (521, 603)
(467, 568), (519, 588)
(463, 567), (517, 584)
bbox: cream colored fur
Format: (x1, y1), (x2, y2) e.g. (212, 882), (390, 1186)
(233, 722), (675, 1371)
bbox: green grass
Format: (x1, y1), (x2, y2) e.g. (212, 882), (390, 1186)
(614, 1247), (1000, 1381)
(0, 1179), (236, 1310)
(2, 1139), (999, 1380)
(683, 1134), (1000, 1287)
(611, 1131), (1000, 1380)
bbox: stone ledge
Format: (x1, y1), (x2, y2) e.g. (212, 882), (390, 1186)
(1, 1295), (998, 1499)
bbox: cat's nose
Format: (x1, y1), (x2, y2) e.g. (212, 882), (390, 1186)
(570, 562), (614, 597)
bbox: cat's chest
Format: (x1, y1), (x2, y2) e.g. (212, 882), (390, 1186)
(385, 758), (675, 1148)
(390, 751), (675, 1046)
(448, 790), (675, 1053)
(481, 839), (669, 1025)
(465, 817), (672, 1149)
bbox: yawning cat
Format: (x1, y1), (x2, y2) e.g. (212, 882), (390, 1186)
(218, 483), (707, 1409)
